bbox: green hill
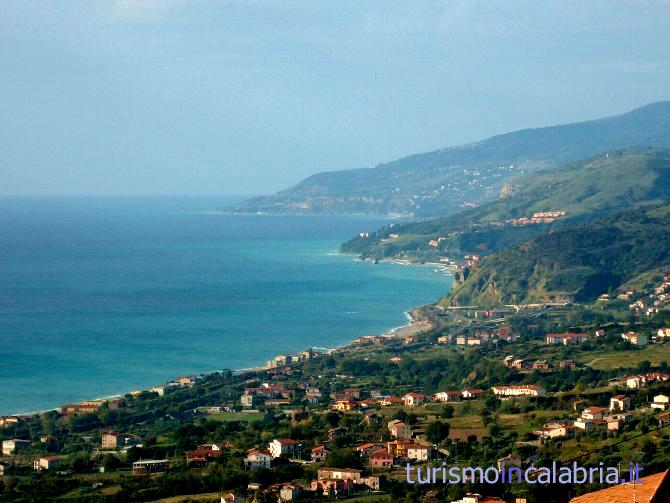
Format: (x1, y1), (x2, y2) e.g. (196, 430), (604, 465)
(340, 148), (670, 261)
(444, 204), (670, 306)
(230, 101), (670, 217)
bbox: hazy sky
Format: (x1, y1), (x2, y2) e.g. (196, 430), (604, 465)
(2, 1), (669, 196)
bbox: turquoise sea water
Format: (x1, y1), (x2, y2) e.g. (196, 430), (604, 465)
(0, 197), (451, 415)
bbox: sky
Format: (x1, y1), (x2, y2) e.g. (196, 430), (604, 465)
(1, 1), (669, 197)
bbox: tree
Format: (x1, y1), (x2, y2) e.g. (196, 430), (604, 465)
(426, 421), (450, 444)
(442, 405), (455, 418)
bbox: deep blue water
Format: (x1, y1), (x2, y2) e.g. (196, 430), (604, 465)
(0, 197), (451, 415)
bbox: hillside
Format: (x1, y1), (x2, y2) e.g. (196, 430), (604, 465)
(341, 148), (670, 261)
(444, 204), (670, 306)
(230, 101), (670, 217)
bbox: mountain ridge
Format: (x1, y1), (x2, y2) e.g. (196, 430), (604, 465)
(230, 101), (670, 217)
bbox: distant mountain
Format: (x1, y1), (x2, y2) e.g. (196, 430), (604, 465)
(341, 148), (670, 261)
(230, 101), (670, 217)
(444, 203), (670, 306)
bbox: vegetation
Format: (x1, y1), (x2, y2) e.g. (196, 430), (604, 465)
(230, 102), (670, 217)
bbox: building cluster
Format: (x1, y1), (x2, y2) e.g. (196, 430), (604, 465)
(491, 385), (546, 397)
(610, 372), (670, 389)
(266, 349), (317, 369)
(506, 210), (566, 226)
(503, 355), (574, 371)
(617, 272), (670, 317)
(455, 327), (516, 347)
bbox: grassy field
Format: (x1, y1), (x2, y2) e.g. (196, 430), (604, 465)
(202, 412), (263, 422)
(575, 344), (670, 370)
(151, 493), (220, 502)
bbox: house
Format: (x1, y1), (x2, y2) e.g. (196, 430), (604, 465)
(387, 419), (413, 439)
(379, 396), (403, 406)
(491, 385), (545, 397)
(355, 443), (380, 457)
(132, 459), (168, 475)
(573, 419), (594, 431)
(269, 438), (298, 459)
(386, 439), (412, 457)
(0, 416), (20, 428)
(335, 399), (357, 411)
(437, 336), (450, 344)
(221, 494), (245, 503)
(369, 449), (394, 468)
(241, 393), (259, 408)
(310, 478), (354, 497)
(582, 407), (606, 420)
(0, 462), (10, 476)
(560, 360), (577, 369)
(279, 484), (301, 502)
(451, 494), (506, 503)
(244, 448), (272, 469)
(60, 403), (102, 415)
(101, 431), (135, 449)
(185, 444), (224, 466)
(305, 388), (322, 404)
(317, 467), (362, 482)
(462, 389), (484, 399)
(325, 427), (348, 443)
(535, 421), (574, 439)
(545, 333), (590, 345)
(406, 444), (433, 461)
(532, 360), (551, 370)
(569, 468), (670, 502)
(311, 445), (330, 462)
(2, 439), (30, 456)
(497, 454), (521, 471)
(652, 394), (670, 411)
(658, 328), (670, 338)
(435, 391), (462, 402)
(609, 395), (631, 412)
(511, 359), (531, 369)
(33, 456), (63, 471)
(621, 331), (649, 346)
(402, 392), (426, 407)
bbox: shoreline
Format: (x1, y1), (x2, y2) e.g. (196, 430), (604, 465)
(6, 309), (433, 419)
(5, 258), (444, 418)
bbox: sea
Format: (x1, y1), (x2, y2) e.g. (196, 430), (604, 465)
(0, 196), (452, 415)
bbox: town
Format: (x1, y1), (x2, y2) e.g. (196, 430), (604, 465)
(2, 272), (670, 502)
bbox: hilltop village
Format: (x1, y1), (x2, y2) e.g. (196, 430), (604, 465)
(3, 271), (670, 502)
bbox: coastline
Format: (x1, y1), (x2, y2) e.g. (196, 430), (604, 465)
(5, 256), (446, 418)
(6, 308), (435, 419)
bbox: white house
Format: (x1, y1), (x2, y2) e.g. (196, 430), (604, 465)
(609, 395), (631, 412)
(435, 391), (462, 402)
(244, 448), (272, 469)
(268, 438), (298, 459)
(406, 444), (433, 461)
(402, 393), (426, 407)
(652, 395), (670, 411)
(582, 407), (606, 420)
(2, 439), (30, 456)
